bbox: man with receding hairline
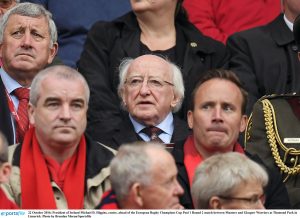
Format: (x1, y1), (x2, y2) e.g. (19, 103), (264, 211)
(98, 54), (190, 151)
(2, 65), (114, 209)
(172, 69), (290, 209)
(98, 142), (184, 209)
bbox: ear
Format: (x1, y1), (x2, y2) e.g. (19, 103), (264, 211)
(209, 196), (223, 209)
(298, 52), (300, 62)
(239, 115), (248, 133)
(130, 183), (143, 208)
(47, 42), (58, 64)
(187, 110), (194, 129)
(28, 103), (36, 126)
(121, 88), (127, 108)
(0, 162), (11, 183)
(170, 94), (180, 109)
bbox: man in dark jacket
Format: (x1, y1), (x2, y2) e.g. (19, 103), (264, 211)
(172, 69), (291, 209)
(227, 0), (300, 114)
(99, 55), (190, 150)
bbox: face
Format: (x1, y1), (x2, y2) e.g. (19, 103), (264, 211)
(0, 0), (16, 18)
(0, 14), (57, 84)
(188, 79), (247, 156)
(283, 0), (300, 21)
(122, 55), (179, 126)
(215, 180), (265, 209)
(28, 76), (88, 151)
(139, 149), (184, 209)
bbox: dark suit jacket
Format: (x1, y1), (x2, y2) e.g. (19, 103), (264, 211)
(227, 14), (300, 114)
(0, 78), (14, 144)
(99, 114), (191, 150)
(78, 11), (228, 142)
(172, 139), (291, 209)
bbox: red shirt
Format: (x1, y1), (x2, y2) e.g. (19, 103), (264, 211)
(183, 0), (281, 44)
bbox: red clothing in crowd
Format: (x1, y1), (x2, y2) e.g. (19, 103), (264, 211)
(183, 0), (281, 44)
(0, 188), (18, 209)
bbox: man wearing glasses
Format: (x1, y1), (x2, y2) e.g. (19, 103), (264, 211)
(98, 54), (189, 150)
(173, 68), (291, 209)
(192, 152), (268, 209)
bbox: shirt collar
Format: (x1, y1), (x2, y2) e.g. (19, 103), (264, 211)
(0, 68), (23, 94)
(129, 112), (174, 135)
(284, 14), (293, 32)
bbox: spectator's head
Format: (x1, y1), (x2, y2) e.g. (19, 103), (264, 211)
(188, 69), (248, 158)
(0, 2), (58, 87)
(192, 152), (268, 209)
(28, 65), (89, 161)
(118, 54), (184, 126)
(0, 0), (19, 18)
(293, 14), (300, 60)
(110, 142), (184, 209)
(0, 131), (11, 183)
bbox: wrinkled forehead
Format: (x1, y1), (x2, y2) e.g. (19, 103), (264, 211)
(5, 14), (49, 31)
(127, 56), (172, 79)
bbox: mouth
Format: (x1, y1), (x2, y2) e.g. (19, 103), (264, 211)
(137, 100), (154, 106)
(16, 53), (34, 58)
(55, 125), (75, 130)
(207, 127), (227, 133)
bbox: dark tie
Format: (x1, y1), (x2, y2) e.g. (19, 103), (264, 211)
(14, 87), (30, 142)
(141, 126), (164, 143)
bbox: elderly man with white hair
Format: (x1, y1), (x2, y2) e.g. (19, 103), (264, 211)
(98, 54), (190, 150)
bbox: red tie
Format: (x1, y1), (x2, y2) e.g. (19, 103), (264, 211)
(14, 87), (30, 142)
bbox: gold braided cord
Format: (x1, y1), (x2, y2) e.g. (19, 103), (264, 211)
(244, 113), (253, 150)
(262, 99), (300, 175)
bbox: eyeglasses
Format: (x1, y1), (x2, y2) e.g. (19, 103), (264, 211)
(218, 194), (265, 205)
(0, 0), (15, 9)
(125, 77), (174, 90)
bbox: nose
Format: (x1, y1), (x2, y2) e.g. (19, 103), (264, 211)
(21, 32), (33, 48)
(174, 179), (184, 196)
(212, 106), (223, 122)
(59, 104), (71, 121)
(139, 80), (151, 96)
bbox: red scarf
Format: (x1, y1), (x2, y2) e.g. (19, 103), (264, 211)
(0, 188), (18, 209)
(183, 135), (245, 188)
(20, 127), (86, 209)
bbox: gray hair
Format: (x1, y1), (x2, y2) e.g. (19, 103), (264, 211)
(0, 131), (9, 165)
(117, 56), (185, 112)
(0, 2), (57, 47)
(110, 142), (165, 204)
(30, 65), (90, 106)
(191, 152), (269, 209)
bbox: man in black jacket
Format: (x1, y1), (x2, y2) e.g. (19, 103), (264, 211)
(227, 0), (300, 114)
(172, 69), (291, 209)
(100, 55), (190, 150)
